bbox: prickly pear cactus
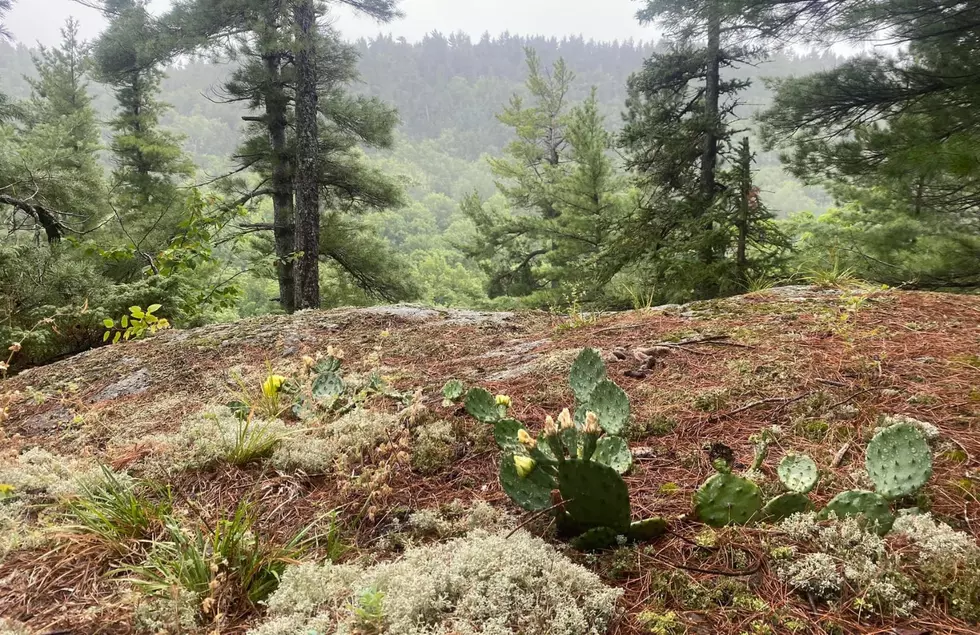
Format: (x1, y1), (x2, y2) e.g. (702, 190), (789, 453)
(762, 492), (812, 522)
(570, 348), (606, 403)
(570, 526), (620, 551)
(311, 372), (344, 402)
(493, 419), (524, 452)
(694, 472), (763, 527)
(313, 356), (342, 375)
(626, 517), (668, 541)
(442, 379), (465, 403)
(821, 490), (895, 535)
(581, 379), (630, 436)
(866, 422), (933, 500)
(777, 454), (819, 494)
(465, 388), (499, 423)
(558, 459), (631, 532)
(592, 436), (633, 474)
(499, 452), (556, 511)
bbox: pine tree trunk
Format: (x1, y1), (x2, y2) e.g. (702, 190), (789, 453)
(699, 0), (722, 297)
(263, 50), (296, 313)
(736, 137), (751, 283)
(292, 0), (320, 310)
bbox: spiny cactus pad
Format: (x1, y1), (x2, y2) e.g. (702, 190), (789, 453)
(441, 379), (465, 402)
(569, 526), (620, 551)
(465, 388), (499, 423)
(762, 492), (812, 522)
(866, 422), (933, 500)
(570, 348), (606, 403)
(558, 459), (631, 532)
(311, 372), (344, 401)
(592, 436), (633, 474)
(626, 517), (668, 542)
(499, 452), (556, 511)
(313, 356), (342, 374)
(493, 419), (524, 452)
(777, 454), (819, 494)
(694, 473), (763, 527)
(582, 379), (630, 436)
(821, 490), (895, 535)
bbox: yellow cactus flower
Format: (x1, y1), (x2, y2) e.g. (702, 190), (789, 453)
(558, 408), (574, 430)
(584, 411), (601, 435)
(261, 374), (288, 398)
(517, 428), (537, 449)
(495, 394), (512, 407)
(514, 455), (537, 478)
(542, 415), (558, 437)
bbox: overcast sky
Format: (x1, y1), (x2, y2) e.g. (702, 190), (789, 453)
(6, 0), (659, 48)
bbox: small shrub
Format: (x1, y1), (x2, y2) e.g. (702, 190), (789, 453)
(251, 530), (622, 635)
(410, 420), (455, 474)
(630, 415), (677, 440)
(67, 466), (171, 546)
(103, 304), (171, 344)
(125, 500), (309, 621)
(693, 388), (728, 412)
(174, 407), (290, 469)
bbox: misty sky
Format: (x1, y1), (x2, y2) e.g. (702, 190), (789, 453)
(7, 0), (659, 48)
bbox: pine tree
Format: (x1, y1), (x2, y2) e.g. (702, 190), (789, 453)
(161, 0), (405, 312)
(621, 0), (783, 299)
(0, 17), (104, 241)
(92, 0), (195, 279)
(464, 51), (630, 303)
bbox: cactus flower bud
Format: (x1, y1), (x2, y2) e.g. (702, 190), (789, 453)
(261, 374), (288, 398)
(495, 394), (512, 407)
(514, 455), (537, 478)
(542, 415), (558, 437)
(584, 411), (601, 435)
(558, 408), (574, 429)
(517, 428), (537, 449)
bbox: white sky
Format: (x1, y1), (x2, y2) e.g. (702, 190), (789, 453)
(6, 0), (660, 47)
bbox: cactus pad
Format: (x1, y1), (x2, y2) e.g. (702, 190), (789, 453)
(778, 454), (819, 494)
(441, 379), (465, 402)
(313, 356), (342, 374)
(762, 492), (812, 522)
(499, 452), (556, 511)
(626, 517), (668, 542)
(821, 490), (895, 535)
(582, 379), (630, 436)
(465, 388), (499, 423)
(570, 348), (606, 403)
(694, 473), (763, 527)
(592, 436), (633, 474)
(558, 459), (631, 532)
(569, 526), (620, 551)
(311, 372), (344, 402)
(866, 422), (933, 500)
(493, 419), (524, 451)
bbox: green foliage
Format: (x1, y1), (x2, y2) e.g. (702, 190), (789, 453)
(581, 379), (631, 436)
(441, 379), (464, 403)
(866, 421), (933, 500)
(67, 466), (171, 545)
(559, 459), (632, 533)
(498, 451), (555, 512)
(464, 387), (501, 423)
(125, 499), (309, 609)
(592, 436), (633, 475)
(103, 304), (170, 344)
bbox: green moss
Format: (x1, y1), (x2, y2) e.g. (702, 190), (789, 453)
(659, 482), (680, 496)
(630, 415), (677, 440)
(792, 418), (829, 442)
(410, 420), (456, 475)
(693, 388), (729, 412)
(637, 610), (685, 634)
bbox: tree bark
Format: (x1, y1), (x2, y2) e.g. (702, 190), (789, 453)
(292, 0), (320, 310)
(699, 0), (722, 297)
(263, 48), (296, 313)
(736, 137), (751, 283)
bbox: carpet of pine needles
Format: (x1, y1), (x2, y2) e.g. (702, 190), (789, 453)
(1, 286), (979, 634)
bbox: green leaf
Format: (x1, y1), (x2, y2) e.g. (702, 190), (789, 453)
(121, 315), (129, 328)
(103, 331), (111, 342)
(112, 332), (121, 344)
(102, 318), (115, 328)
(146, 304), (162, 314)
(129, 307), (144, 319)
